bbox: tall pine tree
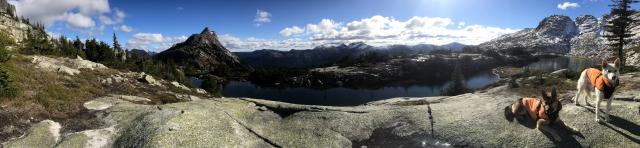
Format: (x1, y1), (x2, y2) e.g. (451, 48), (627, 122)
(605, 0), (638, 69)
(442, 60), (470, 96)
(112, 33), (125, 61)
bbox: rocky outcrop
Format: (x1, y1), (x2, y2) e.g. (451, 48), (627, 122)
(5, 78), (640, 147)
(2, 120), (60, 148)
(30, 55), (107, 76)
(2, 95), (440, 147)
(137, 72), (162, 86)
(569, 15), (611, 58)
(154, 27), (251, 76)
(0, 0), (43, 43)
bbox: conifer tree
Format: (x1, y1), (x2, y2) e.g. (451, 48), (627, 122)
(605, 0), (638, 69)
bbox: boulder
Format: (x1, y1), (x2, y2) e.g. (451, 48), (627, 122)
(2, 120), (61, 148)
(31, 56), (80, 76)
(170, 81), (190, 91)
(137, 73), (161, 86)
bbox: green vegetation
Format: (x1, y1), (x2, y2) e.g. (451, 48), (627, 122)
(18, 31), (190, 85)
(200, 76), (224, 97)
(442, 61), (470, 96)
(334, 51), (391, 67)
(0, 32), (17, 98)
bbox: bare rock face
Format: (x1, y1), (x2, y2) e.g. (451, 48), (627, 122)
(479, 13), (640, 58)
(479, 15), (577, 55)
(0, 0), (43, 43)
(154, 27), (251, 76)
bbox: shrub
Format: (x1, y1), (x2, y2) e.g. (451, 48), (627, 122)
(200, 76), (224, 96)
(0, 67), (18, 98)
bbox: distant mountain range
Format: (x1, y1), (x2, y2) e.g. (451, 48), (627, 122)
(234, 42), (468, 68)
(142, 12), (640, 71)
(479, 13), (640, 57)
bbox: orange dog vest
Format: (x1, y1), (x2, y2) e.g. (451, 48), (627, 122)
(521, 98), (548, 120)
(585, 68), (616, 98)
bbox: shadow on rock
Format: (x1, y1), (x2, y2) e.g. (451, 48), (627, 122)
(503, 105), (585, 147)
(599, 115), (640, 144)
(352, 126), (452, 148)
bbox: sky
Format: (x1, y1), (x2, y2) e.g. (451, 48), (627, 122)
(6, 0), (634, 52)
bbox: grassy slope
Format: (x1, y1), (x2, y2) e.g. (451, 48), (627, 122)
(0, 53), (209, 142)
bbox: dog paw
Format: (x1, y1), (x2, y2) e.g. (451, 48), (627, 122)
(568, 127), (579, 133)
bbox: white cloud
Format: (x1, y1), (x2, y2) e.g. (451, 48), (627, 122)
(10, 0), (129, 35)
(271, 15), (518, 48)
(307, 19), (339, 34)
(457, 22), (466, 28)
(116, 25), (133, 33)
(219, 34), (320, 52)
(126, 33), (187, 52)
(66, 13), (95, 29)
(9, 0), (109, 27)
(254, 9), (271, 26)
(98, 8), (125, 25)
(557, 2), (580, 10)
(279, 26), (304, 37)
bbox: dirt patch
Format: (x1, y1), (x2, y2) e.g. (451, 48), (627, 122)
(0, 111), (30, 142)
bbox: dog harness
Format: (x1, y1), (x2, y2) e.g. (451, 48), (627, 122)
(585, 68), (616, 99)
(521, 98), (548, 120)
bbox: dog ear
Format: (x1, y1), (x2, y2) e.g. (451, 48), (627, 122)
(601, 59), (608, 69)
(551, 87), (557, 100)
(614, 58), (621, 68)
(541, 90), (548, 100)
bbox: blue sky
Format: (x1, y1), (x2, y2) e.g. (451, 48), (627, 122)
(8, 0), (634, 52)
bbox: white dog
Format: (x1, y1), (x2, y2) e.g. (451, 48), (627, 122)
(574, 58), (620, 122)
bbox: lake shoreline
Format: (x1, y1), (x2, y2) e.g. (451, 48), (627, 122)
(202, 55), (599, 106)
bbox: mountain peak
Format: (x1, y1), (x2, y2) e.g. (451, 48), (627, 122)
(154, 28), (250, 76)
(201, 27), (211, 35)
(535, 15), (577, 37)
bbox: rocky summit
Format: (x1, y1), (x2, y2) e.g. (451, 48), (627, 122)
(154, 27), (250, 76)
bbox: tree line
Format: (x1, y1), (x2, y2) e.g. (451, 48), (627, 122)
(19, 28), (189, 85)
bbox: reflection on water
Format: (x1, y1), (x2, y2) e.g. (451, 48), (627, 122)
(221, 70), (499, 106)
(524, 56), (599, 72)
(193, 56), (597, 106)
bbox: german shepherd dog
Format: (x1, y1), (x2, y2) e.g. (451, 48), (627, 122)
(511, 88), (578, 141)
(574, 58), (620, 122)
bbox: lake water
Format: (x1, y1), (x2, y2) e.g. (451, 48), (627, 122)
(199, 56), (598, 106)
